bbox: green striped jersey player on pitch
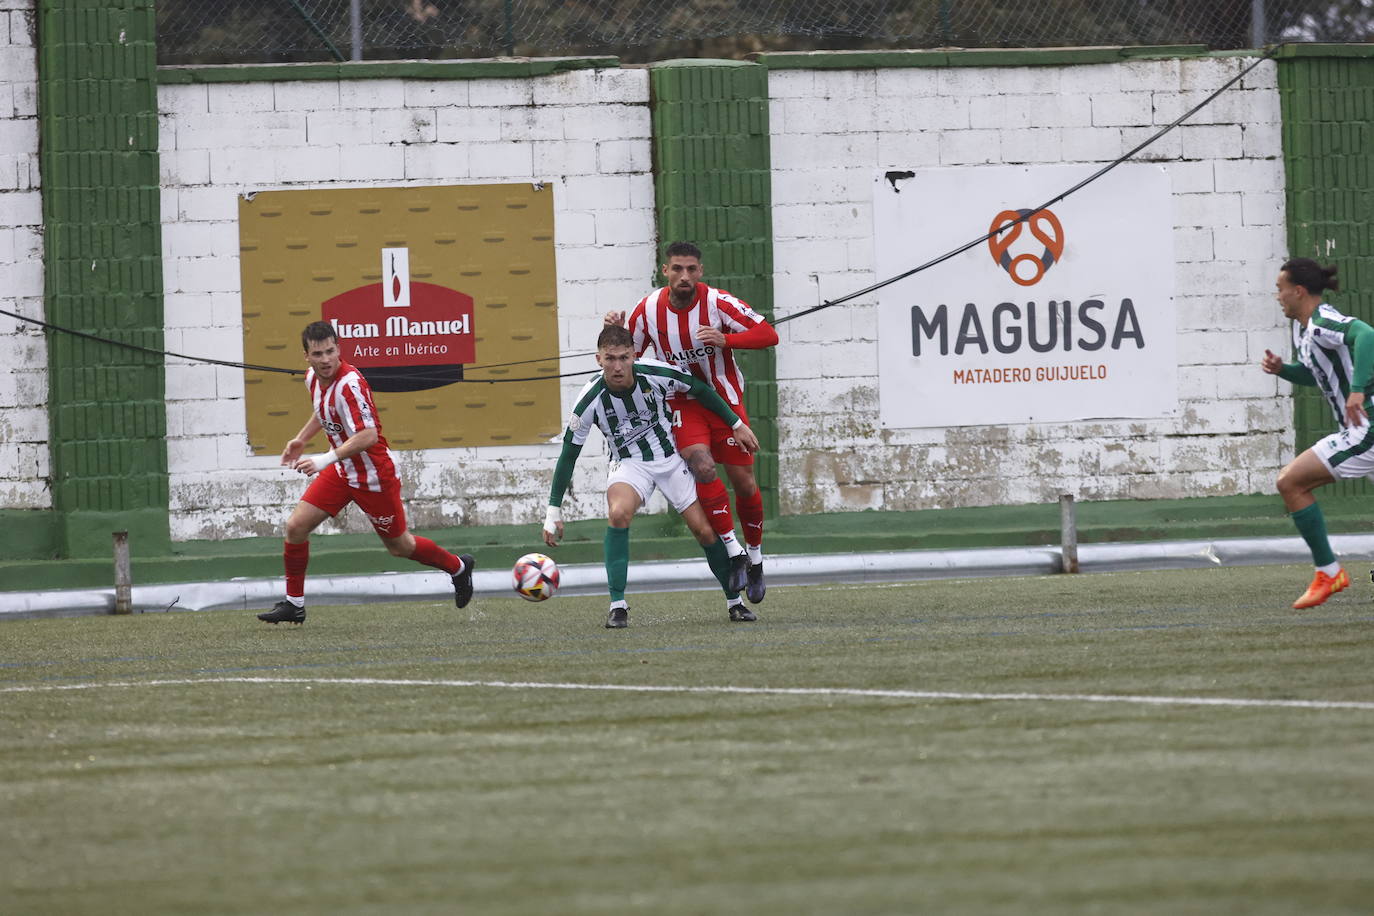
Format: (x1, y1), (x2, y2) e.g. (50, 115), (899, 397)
(542, 324), (761, 629)
(1262, 257), (1374, 610)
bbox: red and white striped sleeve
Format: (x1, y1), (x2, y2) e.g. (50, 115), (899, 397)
(713, 288), (778, 350)
(336, 374), (378, 437)
(305, 369), (322, 426)
(626, 292), (655, 358)
(713, 289), (765, 331)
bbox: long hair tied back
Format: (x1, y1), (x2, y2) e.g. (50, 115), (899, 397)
(1282, 257), (1340, 295)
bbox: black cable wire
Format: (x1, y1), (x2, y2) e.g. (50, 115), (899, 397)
(0, 306), (301, 374)
(774, 43), (1286, 326)
(0, 305), (598, 382)
(1, 45), (1284, 379)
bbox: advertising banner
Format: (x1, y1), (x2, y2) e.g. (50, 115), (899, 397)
(239, 183), (560, 452)
(874, 164), (1177, 429)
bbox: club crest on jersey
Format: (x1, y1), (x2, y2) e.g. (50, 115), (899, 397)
(617, 417), (657, 447)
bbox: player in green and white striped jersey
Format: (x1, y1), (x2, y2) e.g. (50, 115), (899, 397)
(542, 325), (761, 628)
(1262, 258), (1373, 609)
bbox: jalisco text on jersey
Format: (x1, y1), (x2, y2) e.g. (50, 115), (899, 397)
(910, 300), (1145, 356)
(329, 316), (472, 338)
(662, 345), (716, 363)
(952, 364), (1108, 384)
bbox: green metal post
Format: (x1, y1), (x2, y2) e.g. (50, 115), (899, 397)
(649, 60), (779, 518)
(37, 0), (170, 558)
(284, 0), (347, 62)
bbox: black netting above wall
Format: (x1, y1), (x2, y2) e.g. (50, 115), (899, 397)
(156, 0), (1374, 66)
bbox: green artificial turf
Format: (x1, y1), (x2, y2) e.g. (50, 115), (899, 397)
(2, 564), (1372, 914)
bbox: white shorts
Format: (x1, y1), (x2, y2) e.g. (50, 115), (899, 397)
(1312, 422), (1374, 479)
(607, 453), (698, 513)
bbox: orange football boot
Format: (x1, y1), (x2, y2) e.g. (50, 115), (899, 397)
(1292, 568), (1350, 609)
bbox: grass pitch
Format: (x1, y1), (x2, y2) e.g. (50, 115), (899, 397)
(3, 564), (1373, 915)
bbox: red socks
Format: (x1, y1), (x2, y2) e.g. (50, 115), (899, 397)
(285, 537), (461, 600)
(410, 536), (462, 575)
(737, 487), (764, 547)
(283, 540), (309, 599)
(696, 477), (735, 537)
(698, 478), (764, 547)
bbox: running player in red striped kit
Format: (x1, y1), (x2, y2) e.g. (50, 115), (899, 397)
(605, 242), (779, 604)
(257, 320), (475, 624)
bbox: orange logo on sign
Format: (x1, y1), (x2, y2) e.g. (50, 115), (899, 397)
(988, 208), (1065, 287)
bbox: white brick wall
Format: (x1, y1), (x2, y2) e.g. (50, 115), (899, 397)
(770, 56), (1291, 514)
(0, 0), (46, 511)
(159, 65), (654, 540)
(11, 52), (1300, 535)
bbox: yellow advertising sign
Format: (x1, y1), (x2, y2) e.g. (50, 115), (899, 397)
(239, 183), (560, 453)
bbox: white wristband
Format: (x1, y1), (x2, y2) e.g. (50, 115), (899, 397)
(310, 449), (339, 470)
(731, 419), (744, 430)
(543, 505), (562, 535)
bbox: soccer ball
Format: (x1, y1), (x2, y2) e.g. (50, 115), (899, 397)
(512, 552), (560, 602)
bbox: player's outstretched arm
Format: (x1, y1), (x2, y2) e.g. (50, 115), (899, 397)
(1345, 391), (1368, 428)
(680, 375), (757, 453)
(732, 423), (760, 454)
(715, 319), (779, 350)
(281, 416), (323, 467)
(542, 507), (564, 548)
(293, 426), (377, 476)
(544, 432), (584, 546)
(1346, 320), (1374, 388)
(1343, 320), (1374, 426)
(1264, 348), (1316, 386)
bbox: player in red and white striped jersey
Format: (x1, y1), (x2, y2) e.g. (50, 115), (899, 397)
(257, 320), (475, 624)
(304, 351), (398, 492)
(606, 241), (779, 605)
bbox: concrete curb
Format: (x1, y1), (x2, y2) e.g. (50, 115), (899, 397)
(5, 534), (1373, 619)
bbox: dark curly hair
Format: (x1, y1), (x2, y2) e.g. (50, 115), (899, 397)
(664, 240), (702, 261)
(1281, 258), (1340, 296)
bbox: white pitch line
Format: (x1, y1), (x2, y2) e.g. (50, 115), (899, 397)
(3, 676), (1374, 711)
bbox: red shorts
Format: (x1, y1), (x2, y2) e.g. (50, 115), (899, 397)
(301, 470), (408, 538)
(670, 396), (753, 466)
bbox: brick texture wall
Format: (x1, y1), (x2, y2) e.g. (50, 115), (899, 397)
(768, 56), (1290, 513)
(11, 50), (1302, 541)
(158, 66), (656, 540)
(0, 0), (45, 512)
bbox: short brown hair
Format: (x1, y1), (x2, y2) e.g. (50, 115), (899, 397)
(598, 324), (634, 350)
(301, 320), (336, 351)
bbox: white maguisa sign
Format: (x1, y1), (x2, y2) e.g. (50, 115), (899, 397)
(875, 163), (1177, 429)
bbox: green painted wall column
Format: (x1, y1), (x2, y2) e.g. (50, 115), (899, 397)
(648, 59), (779, 517)
(38, 0), (169, 558)
(1278, 44), (1374, 499)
